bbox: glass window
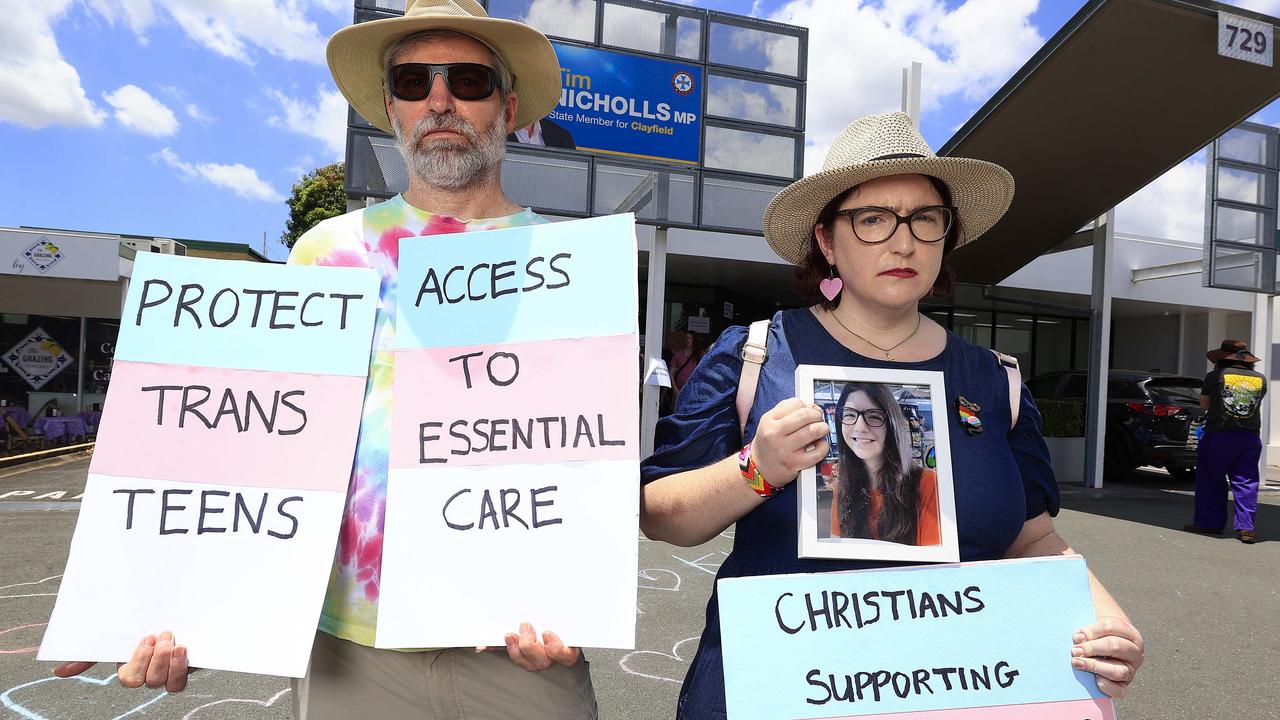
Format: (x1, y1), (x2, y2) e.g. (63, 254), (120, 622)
(602, 2), (701, 59)
(1213, 245), (1267, 290)
(1061, 374), (1089, 399)
(703, 125), (797, 178)
(1073, 318), (1091, 369)
(1214, 204), (1271, 246)
(1219, 126), (1272, 167)
(952, 310), (993, 348)
(1032, 315), (1073, 377)
(0, 314), (83, 418)
(708, 20), (800, 77)
(489, 0), (597, 42)
(1026, 375), (1061, 401)
(996, 313), (1032, 373)
(706, 73), (799, 127)
(1217, 165), (1270, 207)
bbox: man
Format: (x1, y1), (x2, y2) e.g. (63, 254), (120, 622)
(1185, 339), (1267, 544)
(54, 1), (596, 717)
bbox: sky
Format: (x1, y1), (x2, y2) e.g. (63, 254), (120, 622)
(4, 0), (1280, 261)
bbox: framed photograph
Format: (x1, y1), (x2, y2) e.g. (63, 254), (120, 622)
(795, 365), (959, 563)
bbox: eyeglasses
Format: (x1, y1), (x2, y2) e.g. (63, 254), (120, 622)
(839, 408), (888, 427)
(833, 205), (956, 245)
(387, 63), (499, 102)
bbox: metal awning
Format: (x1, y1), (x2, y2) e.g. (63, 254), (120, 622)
(941, 0), (1280, 284)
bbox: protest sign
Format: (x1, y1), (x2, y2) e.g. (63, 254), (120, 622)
(376, 214), (639, 649)
(718, 556), (1114, 720)
(38, 253), (378, 678)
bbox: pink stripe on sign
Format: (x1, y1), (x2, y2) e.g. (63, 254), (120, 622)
(391, 334), (638, 468)
(90, 360), (364, 492)
(802, 697), (1115, 720)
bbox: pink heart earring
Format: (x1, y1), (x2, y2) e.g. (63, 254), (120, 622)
(819, 264), (843, 301)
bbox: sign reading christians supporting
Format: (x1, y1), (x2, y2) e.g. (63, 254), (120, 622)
(376, 214), (639, 649)
(39, 253), (378, 677)
(718, 557), (1115, 720)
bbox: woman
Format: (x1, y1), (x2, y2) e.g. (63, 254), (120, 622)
(1186, 339), (1267, 543)
(669, 331), (702, 395)
(640, 112), (1143, 719)
(830, 382), (940, 545)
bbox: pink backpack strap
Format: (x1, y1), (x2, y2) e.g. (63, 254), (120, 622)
(991, 349), (1021, 428)
(736, 320), (771, 437)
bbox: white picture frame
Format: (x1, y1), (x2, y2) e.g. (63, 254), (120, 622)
(795, 364), (959, 563)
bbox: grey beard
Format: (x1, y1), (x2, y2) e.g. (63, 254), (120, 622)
(394, 112), (507, 190)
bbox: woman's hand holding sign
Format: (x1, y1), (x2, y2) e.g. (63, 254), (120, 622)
(52, 631), (196, 693)
(1072, 615), (1144, 699)
(751, 398), (831, 488)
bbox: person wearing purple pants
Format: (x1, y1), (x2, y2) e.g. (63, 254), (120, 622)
(1186, 339), (1267, 544)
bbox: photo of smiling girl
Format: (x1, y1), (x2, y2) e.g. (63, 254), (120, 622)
(828, 381), (941, 546)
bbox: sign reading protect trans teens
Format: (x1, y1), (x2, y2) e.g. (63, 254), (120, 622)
(718, 556), (1115, 720)
(38, 252), (379, 678)
(545, 42), (701, 165)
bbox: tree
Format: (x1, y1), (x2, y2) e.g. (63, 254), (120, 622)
(281, 162), (346, 249)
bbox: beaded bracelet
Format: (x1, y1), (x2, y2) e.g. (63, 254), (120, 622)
(737, 442), (780, 499)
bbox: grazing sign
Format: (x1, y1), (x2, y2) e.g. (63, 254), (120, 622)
(39, 252), (378, 677)
(376, 214), (640, 649)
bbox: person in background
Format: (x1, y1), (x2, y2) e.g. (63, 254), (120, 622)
(1186, 339), (1267, 544)
(669, 331), (702, 395)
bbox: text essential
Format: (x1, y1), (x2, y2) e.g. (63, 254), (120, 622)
(39, 252), (379, 678)
(717, 556), (1115, 719)
(377, 214), (640, 651)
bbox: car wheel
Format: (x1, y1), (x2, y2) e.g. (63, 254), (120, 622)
(1103, 426), (1137, 480)
(1167, 466), (1196, 482)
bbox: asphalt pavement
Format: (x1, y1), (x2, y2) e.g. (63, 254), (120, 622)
(1, 453), (1277, 719)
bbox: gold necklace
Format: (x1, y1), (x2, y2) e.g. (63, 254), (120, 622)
(828, 311), (922, 361)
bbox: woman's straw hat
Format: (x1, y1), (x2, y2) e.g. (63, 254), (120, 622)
(763, 111), (1015, 266)
(326, 0), (560, 135)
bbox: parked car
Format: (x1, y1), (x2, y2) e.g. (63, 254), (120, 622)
(1027, 370), (1204, 480)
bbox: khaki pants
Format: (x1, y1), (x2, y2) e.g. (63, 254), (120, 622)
(291, 631), (598, 720)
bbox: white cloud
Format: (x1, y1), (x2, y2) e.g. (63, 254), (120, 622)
(1115, 154), (1207, 243)
(88, 0), (331, 65)
(152, 147), (285, 202)
(85, 0), (157, 42)
(186, 103), (215, 123)
(766, 0), (1043, 172)
(0, 1), (106, 129)
(266, 85), (348, 160)
(103, 85), (179, 136)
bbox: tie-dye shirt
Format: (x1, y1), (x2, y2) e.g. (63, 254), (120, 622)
(288, 194), (544, 646)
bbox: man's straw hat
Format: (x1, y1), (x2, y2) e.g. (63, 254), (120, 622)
(326, 0), (560, 135)
(763, 111), (1015, 266)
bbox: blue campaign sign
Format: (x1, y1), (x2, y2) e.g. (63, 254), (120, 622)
(395, 213), (638, 349)
(526, 42), (701, 165)
(717, 556), (1115, 720)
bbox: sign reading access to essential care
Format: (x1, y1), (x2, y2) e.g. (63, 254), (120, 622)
(718, 556), (1115, 720)
(38, 252), (378, 678)
(377, 214), (639, 650)
(534, 42), (701, 165)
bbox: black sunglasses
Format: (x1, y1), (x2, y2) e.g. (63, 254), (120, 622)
(387, 62), (499, 102)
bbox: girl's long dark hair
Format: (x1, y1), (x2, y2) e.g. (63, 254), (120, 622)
(835, 382), (921, 543)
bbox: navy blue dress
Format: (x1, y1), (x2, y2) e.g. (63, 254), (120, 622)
(640, 309), (1059, 720)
